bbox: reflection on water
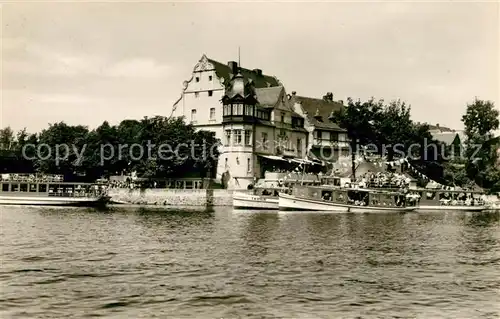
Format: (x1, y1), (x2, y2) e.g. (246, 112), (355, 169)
(1, 206), (499, 318)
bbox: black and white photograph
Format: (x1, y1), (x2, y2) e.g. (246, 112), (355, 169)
(1, 1), (499, 318)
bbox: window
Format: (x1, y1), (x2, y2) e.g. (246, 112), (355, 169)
(281, 112), (285, 123)
(232, 104), (237, 115)
(225, 158), (228, 168)
(191, 109), (197, 123)
(1, 183), (9, 192)
(194, 92), (199, 98)
(244, 105), (252, 116)
(210, 108), (216, 120)
(225, 130), (231, 146)
(315, 130), (322, 139)
(208, 90), (213, 97)
(247, 158), (251, 173)
(297, 138), (302, 156)
(209, 75), (212, 81)
(244, 130), (252, 146)
(39, 184), (47, 193)
(262, 132), (268, 150)
(20, 184), (28, 192)
(223, 104), (230, 116)
(330, 132), (339, 142)
(195, 77), (200, 82)
(237, 104), (243, 115)
(234, 130), (242, 145)
(29, 184), (37, 192)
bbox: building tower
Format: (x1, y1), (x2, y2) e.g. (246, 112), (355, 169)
(220, 62), (259, 189)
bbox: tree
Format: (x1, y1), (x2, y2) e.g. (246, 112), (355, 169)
(461, 99), (500, 189)
(0, 127), (15, 150)
(331, 97), (381, 179)
(462, 98), (499, 140)
(35, 122), (90, 178)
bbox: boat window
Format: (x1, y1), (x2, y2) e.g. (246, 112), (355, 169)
(11, 184), (19, 192)
(20, 184), (28, 192)
(321, 190), (333, 201)
(426, 192), (436, 200)
(1, 183), (9, 192)
(39, 184), (47, 192)
(29, 184), (37, 192)
(336, 191), (346, 203)
(438, 193), (450, 201)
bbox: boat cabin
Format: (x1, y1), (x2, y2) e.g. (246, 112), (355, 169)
(0, 174), (106, 198)
(252, 187), (291, 197)
(291, 185), (418, 208)
(418, 189), (485, 207)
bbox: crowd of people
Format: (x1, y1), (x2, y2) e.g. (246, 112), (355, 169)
(354, 172), (412, 189)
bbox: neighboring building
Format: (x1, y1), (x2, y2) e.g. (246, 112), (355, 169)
(290, 92), (349, 162)
(428, 123), (465, 156)
(168, 55), (311, 189)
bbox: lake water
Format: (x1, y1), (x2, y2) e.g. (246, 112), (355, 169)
(1, 206), (499, 318)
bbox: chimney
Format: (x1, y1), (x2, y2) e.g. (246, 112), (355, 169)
(227, 61), (238, 74)
(253, 69), (262, 76)
(323, 92), (333, 102)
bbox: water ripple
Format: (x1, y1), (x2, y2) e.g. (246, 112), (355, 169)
(0, 207), (499, 318)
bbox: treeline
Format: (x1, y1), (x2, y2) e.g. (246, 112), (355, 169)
(0, 116), (220, 181)
(1, 98), (498, 190)
(331, 97), (500, 191)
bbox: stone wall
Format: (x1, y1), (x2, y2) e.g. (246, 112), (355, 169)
(108, 188), (234, 206)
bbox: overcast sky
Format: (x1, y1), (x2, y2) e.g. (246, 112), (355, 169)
(1, 1), (499, 133)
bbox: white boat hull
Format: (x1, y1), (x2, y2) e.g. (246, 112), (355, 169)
(233, 193), (279, 210)
(417, 205), (486, 212)
(279, 193), (416, 213)
(0, 195), (110, 207)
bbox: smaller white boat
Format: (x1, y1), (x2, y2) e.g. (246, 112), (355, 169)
(233, 187), (290, 210)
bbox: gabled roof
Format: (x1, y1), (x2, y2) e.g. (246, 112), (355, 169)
(255, 86), (283, 108)
(293, 95), (345, 131)
(428, 124), (454, 132)
(207, 58), (280, 89)
(432, 132), (461, 146)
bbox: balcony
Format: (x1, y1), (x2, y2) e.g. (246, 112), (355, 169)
(313, 138), (350, 149)
(282, 148), (296, 157)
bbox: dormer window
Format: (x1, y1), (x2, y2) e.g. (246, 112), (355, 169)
(195, 77), (200, 82)
(209, 75), (212, 81)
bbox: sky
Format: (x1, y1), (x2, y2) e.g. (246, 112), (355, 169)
(1, 1), (499, 134)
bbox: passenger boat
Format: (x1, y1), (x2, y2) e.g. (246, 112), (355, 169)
(279, 184), (418, 213)
(415, 188), (486, 212)
(0, 173), (111, 207)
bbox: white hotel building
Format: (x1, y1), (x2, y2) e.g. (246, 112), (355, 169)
(167, 54), (349, 189)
